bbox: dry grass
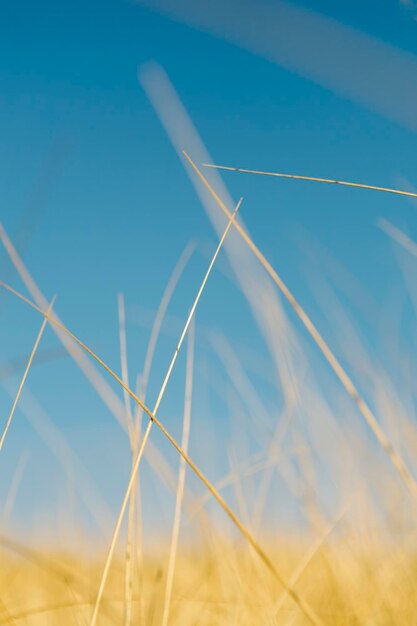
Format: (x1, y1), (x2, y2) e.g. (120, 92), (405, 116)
(0, 539), (417, 625)
(1, 190), (417, 623)
(1, 68), (417, 623)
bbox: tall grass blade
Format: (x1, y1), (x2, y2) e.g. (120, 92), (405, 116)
(184, 152), (417, 497)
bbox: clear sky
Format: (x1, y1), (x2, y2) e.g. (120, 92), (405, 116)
(0, 0), (416, 542)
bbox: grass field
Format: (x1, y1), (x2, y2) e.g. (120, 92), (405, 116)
(1, 74), (417, 624)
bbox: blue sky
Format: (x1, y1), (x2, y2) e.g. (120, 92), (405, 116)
(0, 0), (416, 541)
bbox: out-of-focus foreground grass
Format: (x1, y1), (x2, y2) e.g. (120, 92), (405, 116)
(2, 538), (417, 625)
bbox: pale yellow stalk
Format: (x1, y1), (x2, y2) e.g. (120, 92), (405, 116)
(204, 163), (417, 200)
(161, 319), (195, 626)
(184, 152), (417, 497)
(0, 297), (55, 453)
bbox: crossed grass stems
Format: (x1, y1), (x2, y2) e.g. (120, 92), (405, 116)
(1, 155), (416, 625)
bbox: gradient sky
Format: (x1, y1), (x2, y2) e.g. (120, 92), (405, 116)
(1, 0), (416, 541)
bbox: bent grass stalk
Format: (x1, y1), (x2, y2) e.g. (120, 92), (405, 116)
(0, 283), (323, 626)
(203, 163), (417, 200)
(184, 152), (417, 497)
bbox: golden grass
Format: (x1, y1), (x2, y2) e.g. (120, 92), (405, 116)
(0, 539), (416, 625)
(1, 83), (417, 624)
